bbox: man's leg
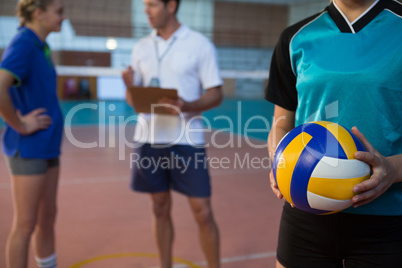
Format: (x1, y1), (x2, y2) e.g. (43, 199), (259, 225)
(188, 197), (220, 268)
(151, 191), (174, 268)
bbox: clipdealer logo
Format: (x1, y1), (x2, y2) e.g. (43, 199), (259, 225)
(64, 102), (272, 160)
(129, 152), (272, 173)
(64, 101), (339, 170)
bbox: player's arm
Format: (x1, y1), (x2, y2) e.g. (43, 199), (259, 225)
(267, 105), (295, 199)
(0, 70), (23, 132)
(351, 127), (402, 207)
(388, 155), (402, 183)
(0, 70), (52, 135)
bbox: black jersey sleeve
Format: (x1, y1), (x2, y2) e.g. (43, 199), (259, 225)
(264, 29), (298, 111)
(265, 11), (327, 111)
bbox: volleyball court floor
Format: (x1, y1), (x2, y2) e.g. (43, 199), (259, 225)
(0, 125), (283, 267)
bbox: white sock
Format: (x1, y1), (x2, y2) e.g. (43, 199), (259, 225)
(35, 253), (57, 268)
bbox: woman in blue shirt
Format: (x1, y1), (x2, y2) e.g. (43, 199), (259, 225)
(0, 0), (65, 267)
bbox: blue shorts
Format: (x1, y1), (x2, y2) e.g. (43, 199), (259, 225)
(277, 202), (402, 268)
(130, 144), (211, 197)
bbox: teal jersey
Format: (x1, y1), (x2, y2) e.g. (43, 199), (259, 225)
(266, 0), (402, 215)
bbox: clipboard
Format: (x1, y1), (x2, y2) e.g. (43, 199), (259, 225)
(127, 86), (178, 114)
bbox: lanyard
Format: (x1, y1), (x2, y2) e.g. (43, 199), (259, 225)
(154, 36), (177, 81)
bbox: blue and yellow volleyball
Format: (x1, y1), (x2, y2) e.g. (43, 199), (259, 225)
(273, 121), (370, 215)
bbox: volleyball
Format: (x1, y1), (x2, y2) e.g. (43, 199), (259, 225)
(273, 121), (370, 215)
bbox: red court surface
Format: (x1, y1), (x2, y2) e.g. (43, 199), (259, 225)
(0, 126), (284, 267)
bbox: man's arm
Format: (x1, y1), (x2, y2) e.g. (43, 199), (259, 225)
(182, 86), (223, 112)
(159, 86), (223, 115)
(122, 66), (134, 107)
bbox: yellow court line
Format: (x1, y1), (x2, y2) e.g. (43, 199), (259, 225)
(69, 252), (200, 268)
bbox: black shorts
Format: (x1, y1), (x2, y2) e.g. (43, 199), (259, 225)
(277, 202), (402, 268)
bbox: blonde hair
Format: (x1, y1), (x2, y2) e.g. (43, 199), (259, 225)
(16, 0), (54, 26)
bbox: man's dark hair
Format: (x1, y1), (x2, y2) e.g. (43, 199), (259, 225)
(161, 0), (180, 14)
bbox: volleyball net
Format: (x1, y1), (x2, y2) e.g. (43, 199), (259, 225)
(0, 0), (329, 100)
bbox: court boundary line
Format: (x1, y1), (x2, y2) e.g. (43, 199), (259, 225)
(151, 251), (277, 268)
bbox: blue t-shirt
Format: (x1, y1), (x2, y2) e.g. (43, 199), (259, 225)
(266, 0), (402, 215)
(0, 27), (63, 158)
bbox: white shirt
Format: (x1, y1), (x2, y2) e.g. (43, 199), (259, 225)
(130, 24), (222, 145)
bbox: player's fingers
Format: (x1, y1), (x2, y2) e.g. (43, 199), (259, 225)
(354, 151), (379, 169)
(353, 173), (380, 194)
(352, 188), (380, 207)
(352, 172), (390, 207)
(270, 171), (283, 199)
(271, 184), (282, 199)
(29, 108), (47, 116)
(38, 115), (52, 125)
(351, 126), (376, 153)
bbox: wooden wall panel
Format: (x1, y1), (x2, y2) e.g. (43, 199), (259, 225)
(64, 0), (132, 37)
(213, 2), (288, 48)
(0, 0), (16, 16)
(57, 51), (111, 67)
(0, 0), (132, 37)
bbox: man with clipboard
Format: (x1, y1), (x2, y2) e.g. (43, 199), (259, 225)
(122, 0), (222, 267)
